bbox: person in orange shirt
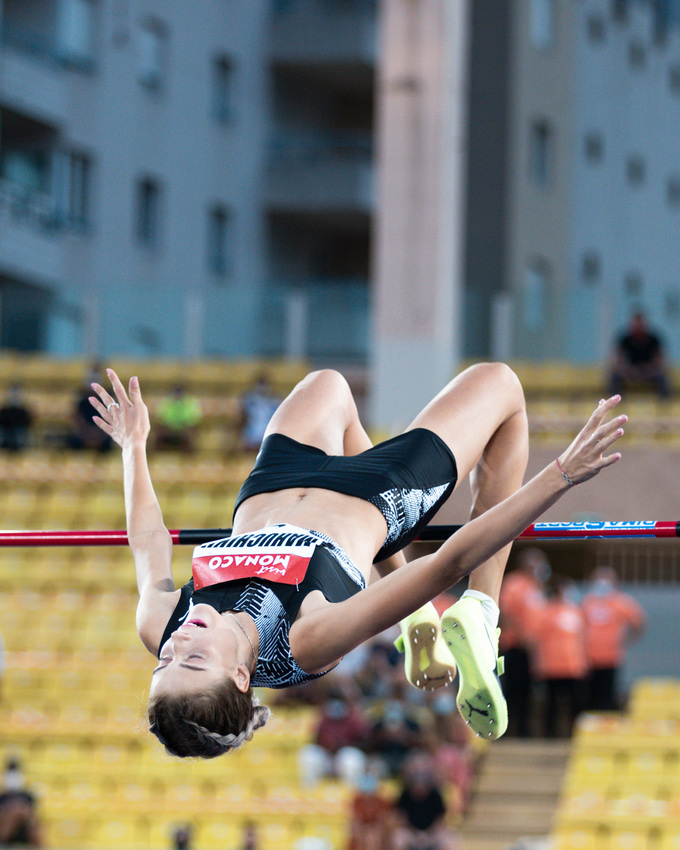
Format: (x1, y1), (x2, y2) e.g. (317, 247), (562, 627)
(531, 575), (589, 738)
(582, 566), (645, 711)
(499, 548), (549, 737)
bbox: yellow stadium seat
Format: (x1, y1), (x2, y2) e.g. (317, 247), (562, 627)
(553, 831), (600, 850)
(607, 830), (652, 850)
(660, 831), (680, 850)
(44, 814), (93, 848)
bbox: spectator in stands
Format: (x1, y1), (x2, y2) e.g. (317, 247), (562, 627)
(298, 682), (371, 787)
(608, 310), (671, 399)
(425, 690), (475, 818)
(355, 641), (402, 703)
(348, 763), (394, 850)
(499, 547), (549, 737)
(368, 697), (423, 778)
(0, 757), (43, 847)
(582, 565), (646, 711)
(155, 385), (202, 453)
(236, 821), (260, 850)
(238, 375), (281, 452)
(171, 823), (193, 850)
(530, 575), (589, 738)
(68, 364), (113, 452)
(391, 751), (461, 850)
(0, 385), (33, 451)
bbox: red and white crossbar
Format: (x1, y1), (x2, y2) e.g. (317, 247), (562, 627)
(0, 521), (676, 546)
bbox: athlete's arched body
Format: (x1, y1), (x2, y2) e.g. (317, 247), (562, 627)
(90, 365), (625, 757)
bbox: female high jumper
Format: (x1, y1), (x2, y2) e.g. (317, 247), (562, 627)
(90, 365), (625, 758)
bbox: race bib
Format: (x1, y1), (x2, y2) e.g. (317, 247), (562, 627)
(192, 524), (321, 589)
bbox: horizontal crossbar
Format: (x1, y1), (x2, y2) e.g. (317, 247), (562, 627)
(0, 521), (676, 546)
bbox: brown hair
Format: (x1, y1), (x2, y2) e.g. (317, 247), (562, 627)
(148, 678), (270, 758)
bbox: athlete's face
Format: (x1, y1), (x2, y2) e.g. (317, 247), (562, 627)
(149, 604), (251, 697)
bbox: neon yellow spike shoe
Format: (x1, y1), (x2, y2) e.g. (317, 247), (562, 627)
(440, 597), (507, 740)
(393, 602), (457, 691)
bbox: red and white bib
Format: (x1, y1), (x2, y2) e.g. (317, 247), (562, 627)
(191, 524), (323, 590)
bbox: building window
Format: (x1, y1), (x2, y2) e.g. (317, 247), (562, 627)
(58, 0), (96, 69)
(581, 251), (601, 286)
(584, 132), (604, 164)
(669, 65), (680, 94)
(67, 152), (91, 229)
(624, 271), (643, 297)
(628, 41), (646, 69)
(665, 290), (680, 320)
(611, 0), (628, 22)
(135, 177), (161, 247)
(668, 177), (680, 207)
(528, 120), (553, 186)
(524, 259), (550, 331)
(587, 14), (606, 43)
(626, 155), (645, 186)
(530, 0), (554, 49)
(212, 56), (235, 124)
(207, 206), (232, 276)
(137, 19), (166, 90)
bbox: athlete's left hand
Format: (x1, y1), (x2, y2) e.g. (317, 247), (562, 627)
(556, 395), (626, 485)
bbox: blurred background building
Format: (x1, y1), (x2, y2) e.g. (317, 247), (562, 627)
(3, 0), (680, 368)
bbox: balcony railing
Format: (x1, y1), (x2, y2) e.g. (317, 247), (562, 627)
(258, 280), (370, 364)
(270, 0), (377, 64)
(267, 130), (374, 211)
(0, 179), (88, 235)
(270, 129), (372, 163)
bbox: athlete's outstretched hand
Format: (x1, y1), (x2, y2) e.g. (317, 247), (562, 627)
(89, 369), (150, 450)
(556, 395), (626, 486)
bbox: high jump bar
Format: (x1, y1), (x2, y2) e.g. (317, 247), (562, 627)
(0, 521), (677, 546)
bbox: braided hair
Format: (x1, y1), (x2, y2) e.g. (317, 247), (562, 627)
(148, 678), (270, 758)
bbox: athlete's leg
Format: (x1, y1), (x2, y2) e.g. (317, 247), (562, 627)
(406, 362), (529, 602)
(406, 362), (528, 737)
(272, 374), (455, 691)
(263, 369), (372, 457)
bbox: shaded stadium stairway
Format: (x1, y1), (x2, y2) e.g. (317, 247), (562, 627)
(460, 739), (570, 850)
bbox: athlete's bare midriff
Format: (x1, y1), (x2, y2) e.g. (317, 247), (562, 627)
(232, 487), (388, 583)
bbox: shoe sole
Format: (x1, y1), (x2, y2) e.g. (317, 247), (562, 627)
(441, 609), (507, 740)
(395, 623), (457, 691)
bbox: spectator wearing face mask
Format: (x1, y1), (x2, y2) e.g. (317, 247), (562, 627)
(297, 683), (371, 787)
(391, 751), (461, 850)
(348, 762), (393, 850)
(530, 575), (589, 738)
(582, 566), (646, 711)
(499, 548), (550, 737)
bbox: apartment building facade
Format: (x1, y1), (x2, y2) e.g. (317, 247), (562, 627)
(0, 0), (374, 362)
(502, 0), (680, 363)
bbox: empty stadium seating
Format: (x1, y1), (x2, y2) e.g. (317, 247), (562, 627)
(553, 679), (680, 850)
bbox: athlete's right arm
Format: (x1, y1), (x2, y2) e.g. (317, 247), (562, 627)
(90, 370), (176, 652)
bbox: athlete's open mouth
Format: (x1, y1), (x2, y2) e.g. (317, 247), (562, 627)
(186, 619), (207, 628)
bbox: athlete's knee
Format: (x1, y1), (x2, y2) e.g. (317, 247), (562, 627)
(472, 362), (525, 413)
(302, 369), (353, 402)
